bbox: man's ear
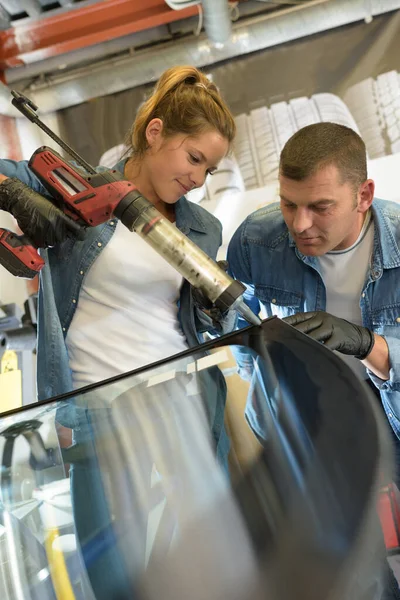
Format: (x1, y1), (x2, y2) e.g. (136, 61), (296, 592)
(145, 118), (164, 149)
(358, 179), (375, 212)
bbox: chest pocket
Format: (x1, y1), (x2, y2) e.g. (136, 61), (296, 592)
(371, 304), (400, 332)
(255, 285), (303, 319)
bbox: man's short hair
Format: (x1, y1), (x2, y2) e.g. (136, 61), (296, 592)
(279, 123), (367, 189)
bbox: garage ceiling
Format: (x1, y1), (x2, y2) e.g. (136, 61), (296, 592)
(0, 0), (305, 23)
(0, 0), (201, 72)
(0, 0), (398, 116)
(0, 1), (306, 82)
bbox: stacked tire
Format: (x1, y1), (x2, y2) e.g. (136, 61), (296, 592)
(343, 70), (400, 158)
(233, 93), (361, 189)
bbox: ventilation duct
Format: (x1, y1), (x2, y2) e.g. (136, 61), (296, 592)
(165, 0), (232, 45)
(1, 0), (400, 115)
(202, 0), (232, 45)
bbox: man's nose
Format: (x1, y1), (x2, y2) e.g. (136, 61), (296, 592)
(292, 208), (313, 234)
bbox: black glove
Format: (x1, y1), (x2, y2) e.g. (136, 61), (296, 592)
(192, 260), (229, 328)
(0, 177), (85, 248)
(283, 311), (375, 360)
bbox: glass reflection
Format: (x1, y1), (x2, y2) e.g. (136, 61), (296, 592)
(0, 317), (392, 600)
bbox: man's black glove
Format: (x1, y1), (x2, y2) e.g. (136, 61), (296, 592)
(192, 260), (230, 329)
(0, 177), (85, 248)
(283, 311), (375, 360)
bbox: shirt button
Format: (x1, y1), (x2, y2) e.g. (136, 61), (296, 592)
(80, 270), (84, 275)
(72, 299), (76, 304)
(110, 221), (115, 226)
(271, 298), (277, 304)
(97, 242), (102, 247)
(62, 327), (66, 332)
(389, 413), (393, 418)
(362, 293), (365, 298)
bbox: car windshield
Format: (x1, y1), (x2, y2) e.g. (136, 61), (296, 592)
(0, 317), (391, 600)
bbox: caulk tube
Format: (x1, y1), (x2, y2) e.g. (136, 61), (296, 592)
(114, 190), (261, 325)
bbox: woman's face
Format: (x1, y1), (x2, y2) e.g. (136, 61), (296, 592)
(144, 120), (229, 204)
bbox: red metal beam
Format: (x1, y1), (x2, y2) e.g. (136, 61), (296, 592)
(0, 0), (199, 70)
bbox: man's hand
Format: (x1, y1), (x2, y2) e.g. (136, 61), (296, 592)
(0, 177), (85, 247)
(283, 311), (375, 359)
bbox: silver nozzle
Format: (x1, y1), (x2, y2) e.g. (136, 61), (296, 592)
(235, 299), (262, 326)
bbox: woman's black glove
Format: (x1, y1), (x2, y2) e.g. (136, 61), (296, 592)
(0, 177), (85, 248)
(283, 311), (375, 360)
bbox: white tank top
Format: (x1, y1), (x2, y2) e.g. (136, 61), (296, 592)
(66, 221), (189, 390)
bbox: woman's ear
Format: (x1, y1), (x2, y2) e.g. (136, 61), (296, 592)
(145, 118), (164, 150)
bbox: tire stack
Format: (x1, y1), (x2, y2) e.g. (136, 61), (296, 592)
(343, 70), (400, 158)
(233, 93), (361, 189)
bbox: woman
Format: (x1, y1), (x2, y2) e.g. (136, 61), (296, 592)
(0, 65), (235, 395)
(0, 66), (236, 597)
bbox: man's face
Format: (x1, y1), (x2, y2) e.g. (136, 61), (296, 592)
(279, 164), (373, 256)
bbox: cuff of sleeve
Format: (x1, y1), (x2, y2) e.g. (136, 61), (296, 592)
(367, 367), (400, 391)
(220, 309), (237, 335)
(368, 335), (400, 390)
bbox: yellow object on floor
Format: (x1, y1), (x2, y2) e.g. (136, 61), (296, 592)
(45, 526), (76, 600)
(0, 350), (22, 412)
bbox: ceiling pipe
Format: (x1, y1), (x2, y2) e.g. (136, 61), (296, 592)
(202, 0), (232, 45)
(0, 0), (399, 116)
(165, 0), (233, 45)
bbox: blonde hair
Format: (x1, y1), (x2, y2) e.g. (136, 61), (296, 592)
(126, 66), (236, 157)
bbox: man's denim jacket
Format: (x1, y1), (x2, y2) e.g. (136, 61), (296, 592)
(0, 158), (231, 461)
(227, 199), (400, 439)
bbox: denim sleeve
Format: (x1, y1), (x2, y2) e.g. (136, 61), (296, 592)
(227, 221), (261, 378)
(0, 159), (48, 195)
(227, 221), (260, 330)
(367, 335), (400, 391)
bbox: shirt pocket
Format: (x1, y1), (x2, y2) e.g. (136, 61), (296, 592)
(255, 285), (303, 319)
(371, 304), (400, 333)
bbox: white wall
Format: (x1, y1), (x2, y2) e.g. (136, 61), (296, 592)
(16, 112), (62, 160)
(368, 153), (400, 203)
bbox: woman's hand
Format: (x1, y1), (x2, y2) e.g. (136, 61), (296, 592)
(0, 177), (85, 247)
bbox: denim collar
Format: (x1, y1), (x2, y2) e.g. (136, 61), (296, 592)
(114, 158), (207, 235)
(371, 200), (400, 269)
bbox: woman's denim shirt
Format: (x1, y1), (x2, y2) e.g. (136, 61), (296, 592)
(0, 158), (231, 461)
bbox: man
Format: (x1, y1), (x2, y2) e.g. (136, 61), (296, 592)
(228, 122), (399, 435)
(227, 122), (400, 597)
